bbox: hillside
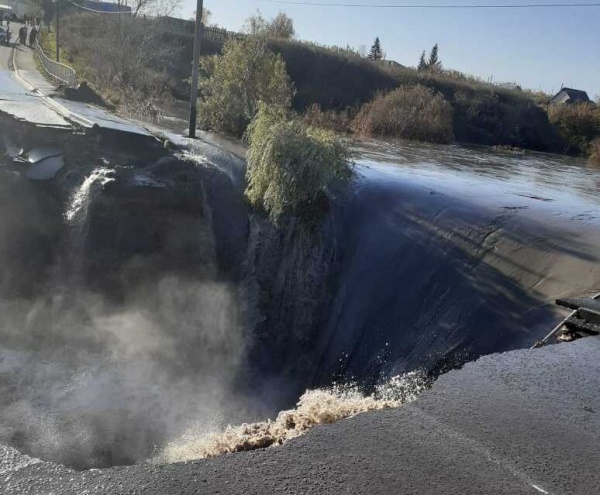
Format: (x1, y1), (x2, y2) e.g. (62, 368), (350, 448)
(55, 14), (566, 152)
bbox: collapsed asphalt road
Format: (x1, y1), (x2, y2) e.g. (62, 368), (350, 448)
(1, 336), (599, 494)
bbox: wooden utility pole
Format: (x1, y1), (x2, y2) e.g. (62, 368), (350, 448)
(188, 0), (204, 138)
(55, 0), (60, 62)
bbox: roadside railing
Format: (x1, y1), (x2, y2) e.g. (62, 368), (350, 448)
(203, 26), (243, 44)
(34, 38), (78, 88)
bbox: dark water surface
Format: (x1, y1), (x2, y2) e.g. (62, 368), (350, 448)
(311, 138), (600, 383)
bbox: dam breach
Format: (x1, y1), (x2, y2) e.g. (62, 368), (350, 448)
(1, 110), (600, 477)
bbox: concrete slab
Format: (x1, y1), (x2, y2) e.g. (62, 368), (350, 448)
(55, 98), (153, 137)
(0, 71), (69, 128)
(26, 146), (63, 163)
(26, 154), (65, 180)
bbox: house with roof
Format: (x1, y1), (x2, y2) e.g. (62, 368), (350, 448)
(551, 87), (591, 105)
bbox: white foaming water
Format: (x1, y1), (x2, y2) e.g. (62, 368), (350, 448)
(65, 168), (115, 224)
(0, 278), (244, 469)
(155, 371), (432, 464)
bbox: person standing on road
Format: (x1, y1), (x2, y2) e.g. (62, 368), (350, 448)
(19, 25), (26, 45)
(29, 26), (36, 47)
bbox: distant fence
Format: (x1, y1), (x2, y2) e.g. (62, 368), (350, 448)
(34, 38), (78, 88)
(203, 26), (243, 44)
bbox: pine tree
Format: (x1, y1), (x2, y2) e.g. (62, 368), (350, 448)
(428, 44), (442, 72)
(368, 37), (383, 61)
(418, 51), (427, 71)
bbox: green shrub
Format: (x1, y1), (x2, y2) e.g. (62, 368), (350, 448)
(351, 85), (454, 144)
(59, 14), (182, 105)
(198, 36), (294, 137)
(267, 42), (559, 150)
(245, 104), (352, 221)
(267, 39), (397, 112)
(548, 103), (600, 155)
(302, 104), (354, 133)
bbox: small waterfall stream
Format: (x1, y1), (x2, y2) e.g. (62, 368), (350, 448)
(65, 168), (116, 225)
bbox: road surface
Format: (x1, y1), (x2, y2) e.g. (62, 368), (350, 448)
(0, 33), (71, 128)
(1, 33), (151, 135)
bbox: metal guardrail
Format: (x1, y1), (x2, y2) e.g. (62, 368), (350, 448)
(34, 37), (78, 88)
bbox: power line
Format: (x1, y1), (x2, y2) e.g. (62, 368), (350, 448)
(254, 0), (600, 8)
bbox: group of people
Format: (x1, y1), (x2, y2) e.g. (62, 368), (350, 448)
(0, 13), (41, 46)
(18, 25), (37, 46)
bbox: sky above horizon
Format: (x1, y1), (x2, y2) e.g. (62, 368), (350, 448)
(175, 0), (600, 98)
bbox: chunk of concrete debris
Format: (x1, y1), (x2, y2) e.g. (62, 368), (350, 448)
(26, 155), (65, 180)
(27, 147), (63, 164)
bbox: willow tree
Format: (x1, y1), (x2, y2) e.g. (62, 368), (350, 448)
(245, 104), (352, 221)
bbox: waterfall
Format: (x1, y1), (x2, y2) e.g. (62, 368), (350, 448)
(65, 168), (115, 225)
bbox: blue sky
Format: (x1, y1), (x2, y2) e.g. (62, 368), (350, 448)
(177, 0), (600, 97)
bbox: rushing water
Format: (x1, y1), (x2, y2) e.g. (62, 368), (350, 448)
(312, 139), (600, 383)
(65, 168), (115, 224)
(354, 139), (600, 210)
(2, 122), (600, 470)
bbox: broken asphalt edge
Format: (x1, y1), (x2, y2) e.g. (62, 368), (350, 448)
(11, 44), (99, 130)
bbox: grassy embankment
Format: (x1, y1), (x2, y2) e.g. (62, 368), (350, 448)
(39, 14), (214, 109)
(49, 14), (600, 160)
(267, 39), (566, 152)
(231, 38), (600, 160)
(548, 103), (600, 163)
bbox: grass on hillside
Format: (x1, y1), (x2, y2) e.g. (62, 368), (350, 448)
(38, 27), (83, 79)
(265, 38), (563, 151)
(48, 14), (577, 154)
(39, 23), (135, 106)
(548, 103), (600, 157)
(39, 27), (57, 59)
